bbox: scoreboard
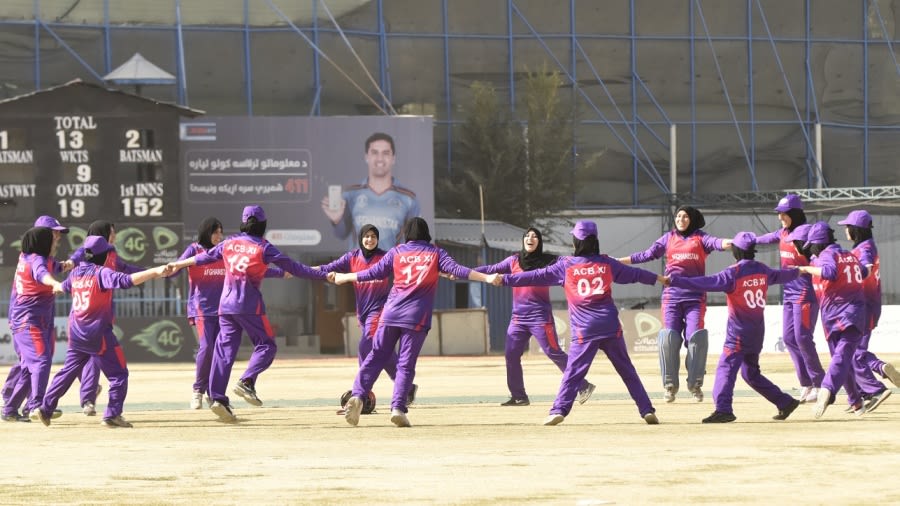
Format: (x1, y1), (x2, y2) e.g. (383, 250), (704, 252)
(0, 113), (178, 223)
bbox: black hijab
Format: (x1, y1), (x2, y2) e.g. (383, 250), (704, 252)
(784, 208), (807, 231)
(198, 217), (223, 249)
(87, 220), (115, 240)
(403, 217), (431, 243)
(519, 227), (557, 271)
(22, 227), (53, 257)
(676, 206), (705, 237)
(359, 224), (382, 259)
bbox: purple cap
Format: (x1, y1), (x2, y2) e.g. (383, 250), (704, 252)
(83, 235), (113, 255)
(837, 210), (873, 229)
(33, 215), (69, 233)
(242, 205), (266, 222)
(732, 231), (756, 250)
(803, 221), (832, 250)
(774, 194), (803, 213)
(785, 223), (812, 243)
(570, 220), (598, 240)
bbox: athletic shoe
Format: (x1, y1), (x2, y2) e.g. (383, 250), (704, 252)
(101, 415), (133, 428)
(690, 386), (704, 403)
(406, 384), (419, 406)
(804, 388), (819, 404)
(190, 391), (203, 410)
(864, 389), (892, 414)
(390, 409), (411, 428)
(233, 380), (262, 406)
(1, 412), (30, 423)
(344, 396), (363, 426)
(50, 409), (62, 419)
(543, 414), (565, 426)
(643, 412), (660, 425)
(82, 402), (96, 416)
(882, 363), (900, 387)
(500, 397), (530, 407)
(773, 399), (800, 420)
(849, 402), (866, 417)
(813, 388), (833, 419)
(798, 386), (814, 404)
(210, 401), (237, 423)
(702, 411), (736, 423)
(30, 408), (50, 427)
(577, 382), (596, 405)
(664, 385), (677, 403)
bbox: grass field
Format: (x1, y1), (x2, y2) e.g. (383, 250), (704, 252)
(2, 352), (899, 505)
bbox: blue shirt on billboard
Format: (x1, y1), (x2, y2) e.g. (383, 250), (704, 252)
(333, 177), (420, 250)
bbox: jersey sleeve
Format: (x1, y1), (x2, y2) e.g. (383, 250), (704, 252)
(263, 243), (328, 280)
(755, 229), (782, 245)
(629, 234), (667, 264)
(670, 269), (734, 293)
(355, 249), (395, 282)
(474, 255), (514, 274)
(438, 249), (472, 279)
(317, 251), (353, 273)
(610, 257), (661, 286)
(504, 260), (565, 287)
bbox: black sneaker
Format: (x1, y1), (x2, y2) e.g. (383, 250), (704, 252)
(500, 397), (530, 407)
(1, 412), (30, 423)
(210, 401), (238, 423)
(233, 380), (262, 406)
(702, 411), (737, 423)
(406, 384), (419, 406)
(773, 398), (801, 420)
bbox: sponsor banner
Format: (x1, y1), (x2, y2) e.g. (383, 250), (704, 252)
(549, 306), (900, 355)
(0, 317), (195, 364)
(0, 223), (183, 267)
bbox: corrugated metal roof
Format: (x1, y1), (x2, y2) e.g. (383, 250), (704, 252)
(434, 218), (570, 255)
(0, 78), (204, 116)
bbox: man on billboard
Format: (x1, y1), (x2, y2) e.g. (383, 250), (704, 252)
(321, 132), (421, 250)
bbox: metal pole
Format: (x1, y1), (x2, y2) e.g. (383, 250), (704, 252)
(670, 124), (677, 197)
(814, 121), (822, 189)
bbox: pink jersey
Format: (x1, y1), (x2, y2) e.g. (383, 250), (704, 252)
(810, 244), (867, 339)
(851, 238), (881, 329)
(475, 255), (554, 324)
(756, 228), (815, 303)
(319, 248), (391, 328)
(629, 229), (723, 303)
(61, 264), (135, 353)
(8, 253), (56, 328)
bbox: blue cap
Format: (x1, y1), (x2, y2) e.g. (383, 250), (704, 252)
(83, 235), (113, 255)
(803, 221), (832, 250)
(785, 223), (812, 243)
(837, 210), (873, 228)
(774, 194), (803, 213)
(732, 231), (756, 250)
(33, 215), (69, 233)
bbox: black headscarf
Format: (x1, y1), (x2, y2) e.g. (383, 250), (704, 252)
(21, 227), (53, 257)
(87, 220), (115, 240)
(847, 225), (872, 247)
(808, 227), (837, 258)
(240, 217), (267, 238)
(403, 217), (431, 243)
(572, 236), (600, 257)
(784, 208), (807, 231)
(519, 227), (557, 271)
(359, 224), (382, 260)
(675, 206), (705, 237)
(198, 217), (223, 249)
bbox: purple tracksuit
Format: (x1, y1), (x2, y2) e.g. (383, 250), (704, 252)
(810, 244), (868, 407)
(505, 255), (658, 418)
(848, 239), (887, 395)
(670, 260), (799, 415)
(70, 247), (144, 408)
(350, 240), (472, 413)
(757, 229), (824, 389)
(178, 243), (285, 395)
(37, 263), (138, 420)
(319, 249), (398, 378)
(476, 255), (590, 399)
(2, 253), (57, 418)
(630, 230), (724, 338)
(192, 233), (326, 406)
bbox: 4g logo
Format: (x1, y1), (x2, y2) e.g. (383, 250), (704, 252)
(112, 226), (179, 263)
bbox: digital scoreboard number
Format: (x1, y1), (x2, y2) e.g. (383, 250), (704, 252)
(0, 113), (180, 223)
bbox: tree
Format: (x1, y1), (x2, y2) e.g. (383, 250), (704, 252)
(436, 65), (576, 228)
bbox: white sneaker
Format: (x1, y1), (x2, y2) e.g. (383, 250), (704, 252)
(798, 386), (813, 404)
(82, 402), (96, 416)
(190, 391), (203, 410)
(664, 385), (677, 403)
(210, 401), (237, 423)
(690, 386), (704, 403)
(390, 409), (411, 428)
(577, 383), (596, 405)
(643, 412), (659, 425)
(804, 388), (819, 404)
(344, 396), (363, 426)
(813, 388), (832, 419)
(543, 414), (565, 426)
(882, 363), (900, 387)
